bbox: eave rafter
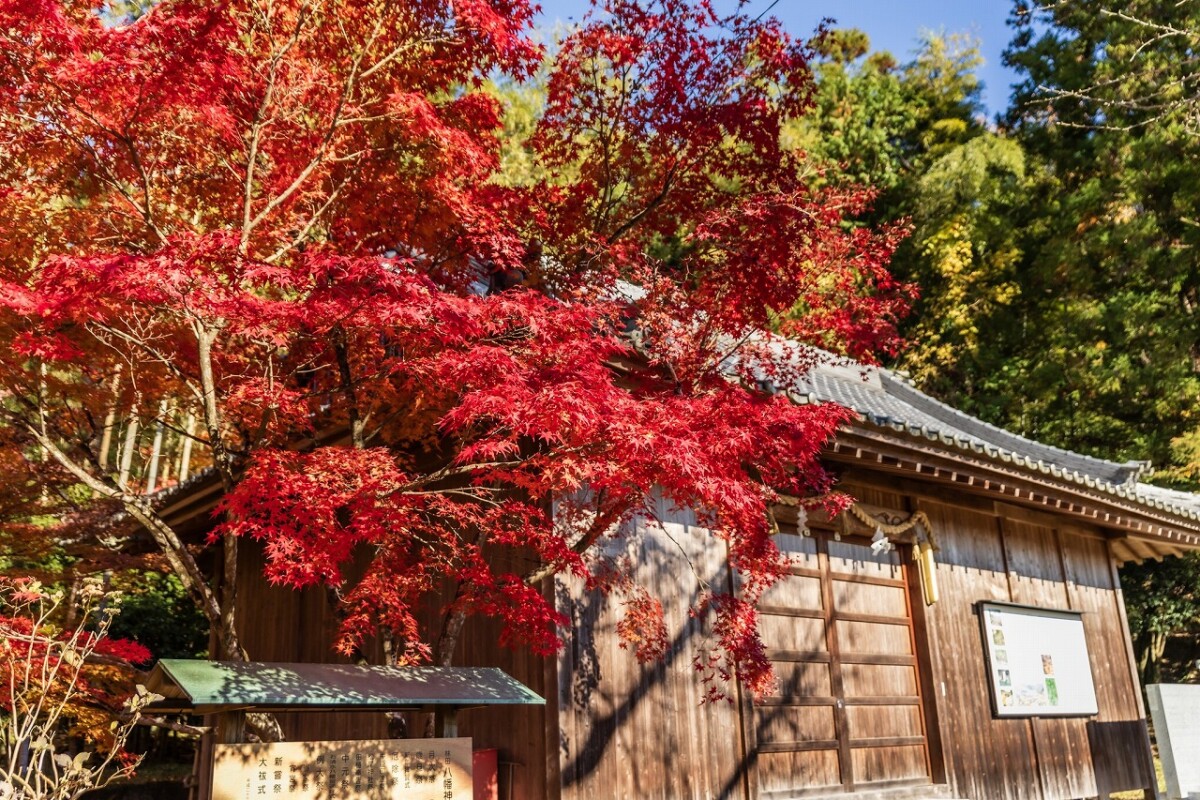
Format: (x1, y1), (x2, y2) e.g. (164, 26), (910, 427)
(828, 424), (1200, 552)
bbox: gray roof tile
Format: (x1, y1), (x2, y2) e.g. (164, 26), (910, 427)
(795, 360), (1200, 523)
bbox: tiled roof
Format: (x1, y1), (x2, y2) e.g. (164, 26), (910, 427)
(791, 359), (1200, 524)
(135, 311), (1200, 528)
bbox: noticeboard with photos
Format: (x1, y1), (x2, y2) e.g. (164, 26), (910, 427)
(979, 602), (1099, 718)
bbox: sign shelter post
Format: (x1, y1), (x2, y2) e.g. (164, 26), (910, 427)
(144, 659), (545, 800)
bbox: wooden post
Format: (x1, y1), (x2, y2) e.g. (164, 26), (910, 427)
(198, 710), (246, 800)
(434, 708), (458, 738)
(215, 710), (246, 744)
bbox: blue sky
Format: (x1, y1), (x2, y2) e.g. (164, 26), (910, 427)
(534, 0), (1021, 118)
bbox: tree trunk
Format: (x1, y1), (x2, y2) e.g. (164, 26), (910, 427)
(98, 368), (122, 472)
(422, 588), (469, 738)
(145, 400), (169, 493)
(117, 404), (140, 490)
(1137, 629), (1168, 687)
(178, 413), (196, 481)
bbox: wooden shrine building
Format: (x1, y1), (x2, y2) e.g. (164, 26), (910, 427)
(147, 359), (1200, 800)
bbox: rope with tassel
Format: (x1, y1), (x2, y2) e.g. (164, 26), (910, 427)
(843, 504), (940, 607)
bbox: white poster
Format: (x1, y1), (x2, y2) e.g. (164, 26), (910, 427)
(979, 602), (1098, 717)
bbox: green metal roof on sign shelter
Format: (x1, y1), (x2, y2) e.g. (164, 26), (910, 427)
(145, 659), (545, 714)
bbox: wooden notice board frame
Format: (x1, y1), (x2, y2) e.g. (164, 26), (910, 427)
(978, 601), (1099, 719)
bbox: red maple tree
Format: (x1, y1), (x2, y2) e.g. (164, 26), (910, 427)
(0, 0), (910, 708)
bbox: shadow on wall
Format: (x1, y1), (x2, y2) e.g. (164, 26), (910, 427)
(559, 565), (778, 800)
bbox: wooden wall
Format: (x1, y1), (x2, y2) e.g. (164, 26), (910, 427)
(232, 542), (551, 800)
(555, 495), (750, 800)
(748, 529), (934, 796)
(227, 470), (1156, 800)
(844, 479), (1155, 800)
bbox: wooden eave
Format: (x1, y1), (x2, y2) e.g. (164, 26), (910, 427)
(830, 423), (1200, 564)
(116, 412), (1200, 566)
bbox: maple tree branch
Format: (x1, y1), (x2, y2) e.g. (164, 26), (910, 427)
(647, 510), (711, 593)
(358, 33), (448, 81)
(9, 412), (227, 642)
(86, 321), (205, 409)
(189, 320), (248, 663)
(133, 715), (209, 738)
(29, 67), (170, 244)
(396, 460), (524, 492)
(523, 497), (620, 586)
(263, 181), (345, 264)
(400, 488), (503, 507)
(28, 111), (164, 245)
(244, 8), (381, 244)
(240, 0), (318, 255)
(606, 160), (679, 245)
(243, 16), (456, 252)
(192, 322), (235, 488)
(118, 132), (163, 243)
(333, 329), (366, 449)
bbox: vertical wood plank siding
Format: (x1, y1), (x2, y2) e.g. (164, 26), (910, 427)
(233, 542), (551, 800)
(887, 490), (1154, 800)
(556, 496), (749, 800)
(231, 472), (1155, 800)
(914, 501), (1040, 800)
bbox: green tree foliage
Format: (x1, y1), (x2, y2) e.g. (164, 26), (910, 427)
(1003, 0), (1200, 684)
(486, 66), (556, 188)
(1001, 0), (1200, 466)
(788, 29), (986, 194)
(803, 22), (1200, 468)
(976, 1), (1200, 681)
(793, 30), (1040, 416)
(902, 133), (1030, 405)
(1121, 554), (1200, 685)
(803, 19), (1200, 683)
(105, 571), (208, 666)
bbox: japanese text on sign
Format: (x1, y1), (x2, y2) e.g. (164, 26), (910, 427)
(212, 737), (472, 800)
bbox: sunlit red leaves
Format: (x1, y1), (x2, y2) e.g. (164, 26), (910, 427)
(217, 447), (407, 588)
(0, 1), (244, 250)
(695, 592), (774, 699)
(686, 189), (911, 352)
(0, 0), (915, 700)
(217, 303), (855, 670)
(533, 0), (817, 262)
(615, 589), (668, 663)
(218, 445), (574, 658)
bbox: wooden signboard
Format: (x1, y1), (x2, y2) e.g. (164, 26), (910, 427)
(979, 602), (1099, 717)
(212, 737), (473, 800)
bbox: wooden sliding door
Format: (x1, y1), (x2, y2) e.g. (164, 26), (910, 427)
(749, 530), (933, 797)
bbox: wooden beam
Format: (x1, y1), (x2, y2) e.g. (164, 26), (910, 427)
(828, 428), (1200, 548)
(1125, 538), (1158, 563)
(1159, 544), (1185, 559)
(1110, 539), (1139, 564)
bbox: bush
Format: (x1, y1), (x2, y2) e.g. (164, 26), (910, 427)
(0, 577), (161, 800)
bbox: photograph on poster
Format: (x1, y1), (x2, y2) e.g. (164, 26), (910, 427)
(979, 602), (1098, 717)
